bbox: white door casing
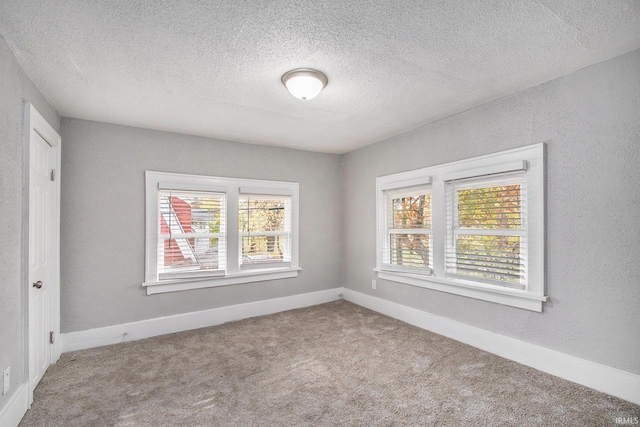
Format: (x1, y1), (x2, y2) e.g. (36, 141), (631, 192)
(26, 104), (61, 405)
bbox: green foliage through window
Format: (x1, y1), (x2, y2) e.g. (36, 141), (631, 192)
(239, 197), (289, 264)
(448, 183), (525, 286)
(457, 185), (521, 229)
(389, 193), (431, 270)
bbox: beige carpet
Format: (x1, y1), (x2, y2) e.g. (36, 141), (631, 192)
(20, 301), (639, 426)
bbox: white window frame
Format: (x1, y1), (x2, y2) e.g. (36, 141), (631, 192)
(144, 171), (300, 295)
(445, 172), (528, 289)
(381, 181), (433, 275)
(156, 187), (227, 281)
(375, 143), (546, 312)
(239, 190), (293, 271)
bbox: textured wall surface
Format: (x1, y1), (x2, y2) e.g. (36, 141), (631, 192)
(2, 1), (638, 153)
(0, 37), (59, 412)
(342, 49), (640, 374)
(60, 119), (342, 332)
(3, 37), (639, 424)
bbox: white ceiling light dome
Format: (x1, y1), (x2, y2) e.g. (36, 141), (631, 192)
(281, 68), (328, 100)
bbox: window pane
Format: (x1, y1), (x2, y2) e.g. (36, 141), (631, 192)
(446, 177), (527, 287)
(242, 235), (287, 264)
(158, 192), (224, 275)
(392, 194), (431, 229)
(159, 236), (220, 273)
(457, 185), (521, 229)
(239, 199), (286, 232)
(449, 235), (522, 283)
(389, 234), (430, 269)
(160, 193), (223, 234)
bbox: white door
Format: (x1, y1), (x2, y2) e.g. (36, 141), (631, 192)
(28, 105), (61, 403)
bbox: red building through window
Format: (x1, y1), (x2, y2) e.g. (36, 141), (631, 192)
(160, 196), (193, 265)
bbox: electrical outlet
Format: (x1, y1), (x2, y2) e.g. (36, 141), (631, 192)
(372, 279), (377, 290)
(3, 367), (9, 396)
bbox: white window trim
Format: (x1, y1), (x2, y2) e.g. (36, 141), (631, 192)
(156, 187), (227, 280)
(238, 192), (292, 271)
(445, 172), (528, 290)
(144, 171), (300, 295)
(375, 143), (546, 312)
(381, 182), (433, 275)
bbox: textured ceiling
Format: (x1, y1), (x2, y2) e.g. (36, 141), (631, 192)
(1, 1), (639, 153)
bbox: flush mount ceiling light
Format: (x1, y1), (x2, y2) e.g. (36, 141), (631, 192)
(281, 68), (328, 100)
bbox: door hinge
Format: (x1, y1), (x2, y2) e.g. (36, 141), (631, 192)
(49, 331), (54, 344)
(50, 169), (55, 182)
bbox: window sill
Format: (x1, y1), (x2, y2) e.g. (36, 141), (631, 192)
(374, 269), (547, 312)
(143, 267), (301, 295)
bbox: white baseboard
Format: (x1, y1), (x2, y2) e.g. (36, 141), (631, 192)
(343, 288), (640, 406)
(59, 286), (640, 405)
(62, 287), (344, 353)
(0, 383), (28, 427)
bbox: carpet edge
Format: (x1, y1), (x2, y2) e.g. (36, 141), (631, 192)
(343, 288), (640, 406)
(61, 287), (344, 353)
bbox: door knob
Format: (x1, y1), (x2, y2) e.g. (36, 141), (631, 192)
(32, 281), (43, 289)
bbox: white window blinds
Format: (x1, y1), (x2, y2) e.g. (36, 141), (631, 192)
(158, 189), (226, 280)
(383, 185), (432, 274)
(445, 172), (527, 289)
(239, 193), (292, 269)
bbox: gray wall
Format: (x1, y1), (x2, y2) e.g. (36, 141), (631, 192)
(3, 38), (638, 421)
(342, 49), (640, 374)
(60, 119), (342, 332)
(0, 37), (60, 412)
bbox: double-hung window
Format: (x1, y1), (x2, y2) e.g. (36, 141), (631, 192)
(157, 188), (226, 280)
(382, 184), (432, 275)
(239, 190), (292, 270)
(145, 172), (299, 294)
(376, 144), (545, 311)
(445, 172), (527, 288)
